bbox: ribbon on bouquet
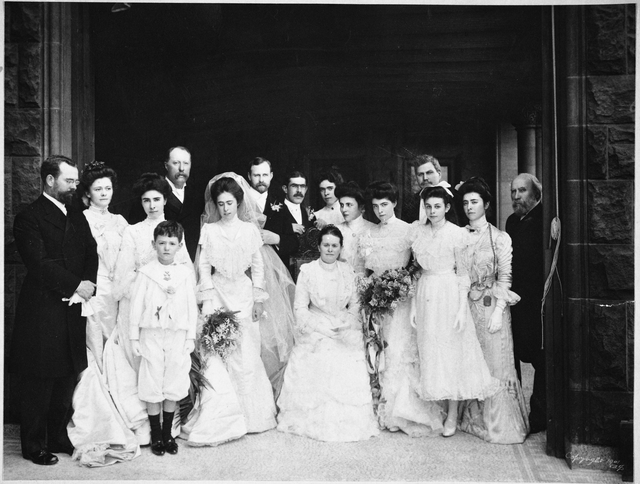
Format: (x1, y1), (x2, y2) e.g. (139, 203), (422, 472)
(363, 310), (385, 417)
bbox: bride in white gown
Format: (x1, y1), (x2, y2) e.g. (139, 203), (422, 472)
(183, 172), (296, 438)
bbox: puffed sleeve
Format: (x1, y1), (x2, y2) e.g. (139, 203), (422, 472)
(251, 247), (269, 303)
(293, 264), (318, 335)
(197, 225), (215, 301)
(453, 227), (470, 292)
(492, 230), (520, 305)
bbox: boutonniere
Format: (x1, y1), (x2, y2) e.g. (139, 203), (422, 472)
(270, 202), (282, 212)
(307, 207), (316, 221)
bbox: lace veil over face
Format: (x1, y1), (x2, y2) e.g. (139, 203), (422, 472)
(201, 172), (266, 229)
(198, 171), (296, 397)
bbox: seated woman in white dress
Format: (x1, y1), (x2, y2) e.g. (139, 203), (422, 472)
(197, 175), (278, 433)
(410, 185), (499, 438)
(456, 177), (528, 443)
(277, 225), (379, 442)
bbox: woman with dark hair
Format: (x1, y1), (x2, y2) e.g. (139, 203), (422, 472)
(358, 181), (445, 437)
(314, 168), (345, 228)
(456, 177), (528, 443)
(196, 175), (278, 434)
(66, 161), (140, 466)
(78, 162), (128, 359)
(335, 182), (375, 275)
(102, 173), (192, 449)
(410, 185), (498, 438)
(277, 225), (379, 441)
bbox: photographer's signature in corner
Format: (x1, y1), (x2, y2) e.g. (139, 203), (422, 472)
(565, 452), (625, 472)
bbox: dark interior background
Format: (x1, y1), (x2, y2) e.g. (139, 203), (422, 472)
(90, 4), (542, 216)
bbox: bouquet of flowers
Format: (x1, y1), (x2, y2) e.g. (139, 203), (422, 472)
(357, 266), (419, 317)
(357, 264), (421, 420)
(199, 308), (242, 361)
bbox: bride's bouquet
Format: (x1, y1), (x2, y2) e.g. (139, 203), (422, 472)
(199, 309), (242, 361)
(357, 266), (419, 317)
(357, 264), (421, 421)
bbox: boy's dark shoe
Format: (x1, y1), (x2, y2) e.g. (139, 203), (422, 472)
(164, 437), (178, 455)
(151, 440), (165, 456)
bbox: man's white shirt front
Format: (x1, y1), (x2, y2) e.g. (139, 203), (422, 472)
(284, 199), (303, 224)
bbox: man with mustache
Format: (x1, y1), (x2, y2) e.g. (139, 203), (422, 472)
(401, 154), (453, 223)
(505, 173), (546, 434)
(10, 155), (98, 465)
(129, 146), (203, 260)
(247, 156), (285, 246)
(265, 170), (312, 274)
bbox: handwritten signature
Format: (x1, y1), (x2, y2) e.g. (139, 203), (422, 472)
(565, 452), (624, 472)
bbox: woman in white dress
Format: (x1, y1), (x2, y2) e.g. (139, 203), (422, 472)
(102, 173), (247, 451)
(67, 162), (139, 466)
(335, 182), (375, 275)
(410, 185), (498, 437)
(359, 181), (445, 437)
(277, 226), (379, 442)
(196, 175), (281, 433)
(456, 178), (528, 443)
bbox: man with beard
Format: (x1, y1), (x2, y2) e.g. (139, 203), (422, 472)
(401, 154), (453, 223)
(505, 173), (546, 434)
(247, 156), (284, 246)
(266, 170), (312, 274)
(129, 146), (203, 260)
(10, 155), (98, 465)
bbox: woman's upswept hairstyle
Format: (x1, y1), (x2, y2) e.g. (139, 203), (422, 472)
(366, 181), (399, 203)
(334, 181), (365, 208)
(421, 185), (458, 225)
(210, 176), (244, 205)
(458, 176), (492, 206)
(132, 172), (171, 200)
(80, 161), (118, 195)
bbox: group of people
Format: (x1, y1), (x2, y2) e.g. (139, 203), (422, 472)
(10, 147), (546, 469)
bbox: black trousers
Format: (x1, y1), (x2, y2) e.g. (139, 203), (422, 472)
(18, 373), (77, 456)
(511, 308), (547, 428)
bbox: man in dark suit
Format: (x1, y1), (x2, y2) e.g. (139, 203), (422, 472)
(129, 146), (203, 260)
(10, 155), (98, 465)
(505, 173), (546, 434)
(401, 154), (453, 223)
(246, 156), (285, 243)
(263, 170), (313, 274)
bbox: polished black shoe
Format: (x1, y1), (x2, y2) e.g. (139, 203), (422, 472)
(164, 438), (178, 455)
(24, 450), (59, 466)
(150, 440), (165, 456)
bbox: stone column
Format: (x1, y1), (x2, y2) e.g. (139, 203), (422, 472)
(511, 103), (542, 176)
(560, 3), (634, 469)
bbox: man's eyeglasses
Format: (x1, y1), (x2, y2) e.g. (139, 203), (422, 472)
(288, 184), (307, 190)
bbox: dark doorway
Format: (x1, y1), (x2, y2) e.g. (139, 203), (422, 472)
(90, 4), (542, 219)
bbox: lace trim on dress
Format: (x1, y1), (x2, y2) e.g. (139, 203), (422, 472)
(200, 223), (262, 280)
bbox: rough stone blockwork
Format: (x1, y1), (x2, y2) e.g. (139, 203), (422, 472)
(580, 3), (634, 448)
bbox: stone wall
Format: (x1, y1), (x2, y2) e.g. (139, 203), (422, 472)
(565, 3), (634, 458)
(4, 2), (46, 423)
